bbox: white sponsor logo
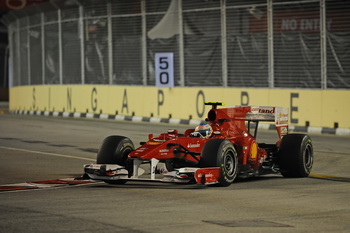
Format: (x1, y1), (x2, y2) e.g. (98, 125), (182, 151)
(197, 173), (214, 178)
(136, 147), (148, 152)
(187, 143), (200, 148)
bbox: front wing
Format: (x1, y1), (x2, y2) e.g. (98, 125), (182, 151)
(84, 159), (221, 185)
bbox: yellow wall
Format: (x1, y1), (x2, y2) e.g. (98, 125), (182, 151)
(9, 85), (350, 128)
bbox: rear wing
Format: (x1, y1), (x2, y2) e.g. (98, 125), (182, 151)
(231, 106), (289, 138)
(207, 104), (289, 139)
(230, 106), (288, 125)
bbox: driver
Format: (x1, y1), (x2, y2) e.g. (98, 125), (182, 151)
(190, 123), (213, 138)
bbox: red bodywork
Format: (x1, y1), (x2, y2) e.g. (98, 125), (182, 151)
(128, 105), (288, 171)
(84, 104), (289, 185)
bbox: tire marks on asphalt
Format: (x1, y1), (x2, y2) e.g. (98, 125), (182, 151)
(0, 137), (98, 154)
(0, 145), (95, 161)
(0, 178), (94, 192)
(0, 145), (96, 192)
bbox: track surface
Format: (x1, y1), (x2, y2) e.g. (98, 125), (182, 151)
(0, 114), (349, 233)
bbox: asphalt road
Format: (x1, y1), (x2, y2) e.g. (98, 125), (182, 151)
(0, 114), (349, 233)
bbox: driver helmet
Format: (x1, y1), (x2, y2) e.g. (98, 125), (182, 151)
(194, 123), (213, 138)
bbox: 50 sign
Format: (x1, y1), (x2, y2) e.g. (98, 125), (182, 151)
(155, 53), (174, 88)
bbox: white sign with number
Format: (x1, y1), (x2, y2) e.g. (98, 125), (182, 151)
(155, 53), (174, 88)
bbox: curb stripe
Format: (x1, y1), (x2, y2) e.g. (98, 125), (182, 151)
(321, 128), (337, 134)
(0, 178), (93, 192)
(30, 179), (93, 185)
(10, 110), (350, 135)
(0, 186), (38, 191)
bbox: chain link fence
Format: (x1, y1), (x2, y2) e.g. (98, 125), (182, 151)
(2, 0), (350, 89)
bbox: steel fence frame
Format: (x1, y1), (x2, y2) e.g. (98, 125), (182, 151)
(2, 0), (349, 89)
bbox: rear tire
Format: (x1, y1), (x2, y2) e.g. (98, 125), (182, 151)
(200, 139), (238, 187)
(96, 136), (134, 184)
(278, 134), (313, 178)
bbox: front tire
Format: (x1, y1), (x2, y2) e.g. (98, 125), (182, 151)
(278, 134), (313, 178)
(200, 139), (238, 187)
(96, 136), (134, 184)
(97, 136), (134, 165)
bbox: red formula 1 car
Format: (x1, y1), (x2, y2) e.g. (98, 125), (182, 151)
(84, 102), (314, 187)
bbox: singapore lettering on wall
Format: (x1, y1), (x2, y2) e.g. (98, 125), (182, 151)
(32, 87), (299, 125)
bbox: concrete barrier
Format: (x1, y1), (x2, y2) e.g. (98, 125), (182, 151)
(10, 85), (350, 130)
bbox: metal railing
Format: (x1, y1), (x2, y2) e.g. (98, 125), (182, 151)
(2, 0), (350, 89)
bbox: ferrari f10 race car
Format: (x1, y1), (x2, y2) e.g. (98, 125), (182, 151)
(84, 102), (314, 187)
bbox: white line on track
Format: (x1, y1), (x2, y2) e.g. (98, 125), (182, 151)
(0, 145), (95, 162)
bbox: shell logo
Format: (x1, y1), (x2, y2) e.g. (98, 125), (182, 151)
(250, 142), (258, 159)
(6, 0), (27, 10)
(147, 141), (162, 145)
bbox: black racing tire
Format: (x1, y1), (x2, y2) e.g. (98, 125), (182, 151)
(200, 139), (238, 187)
(278, 134), (313, 178)
(96, 136), (134, 184)
(97, 136), (134, 165)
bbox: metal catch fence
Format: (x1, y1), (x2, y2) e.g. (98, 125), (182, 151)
(2, 0), (350, 89)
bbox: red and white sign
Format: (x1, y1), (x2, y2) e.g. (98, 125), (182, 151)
(0, 0), (48, 11)
(250, 10), (350, 33)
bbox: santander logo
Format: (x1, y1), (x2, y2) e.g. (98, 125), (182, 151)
(187, 143), (200, 148)
(259, 108), (275, 114)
